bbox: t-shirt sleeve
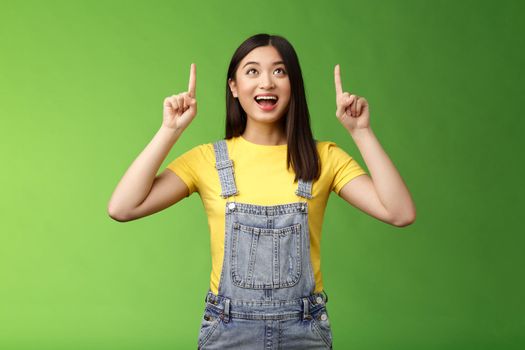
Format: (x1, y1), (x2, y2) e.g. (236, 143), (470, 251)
(327, 142), (368, 195)
(165, 144), (204, 196)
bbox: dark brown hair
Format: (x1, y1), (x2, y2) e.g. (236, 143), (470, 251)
(225, 33), (320, 183)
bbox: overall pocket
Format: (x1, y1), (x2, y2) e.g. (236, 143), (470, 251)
(230, 222), (303, 289)
(197, 303), (221, 349)
(310, 305), (333, 349)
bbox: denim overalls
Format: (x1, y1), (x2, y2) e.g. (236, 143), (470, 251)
(197, 139), (333, 349)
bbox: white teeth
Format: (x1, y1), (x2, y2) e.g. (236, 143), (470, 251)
(255, 96), (278, 101)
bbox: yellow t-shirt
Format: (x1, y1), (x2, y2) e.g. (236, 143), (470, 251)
(166, 135), (367, 295)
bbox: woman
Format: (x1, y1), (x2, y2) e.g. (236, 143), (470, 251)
(108, 33), (416, 349)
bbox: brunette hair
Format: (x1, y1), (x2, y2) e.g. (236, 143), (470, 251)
(225, 33), (320, 183)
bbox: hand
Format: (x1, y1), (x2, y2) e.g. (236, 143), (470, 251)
(162, 63), (197, 132)
(334, 64), (370, 132)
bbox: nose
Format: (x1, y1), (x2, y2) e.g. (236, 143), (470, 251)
(259, 71), (275, 89)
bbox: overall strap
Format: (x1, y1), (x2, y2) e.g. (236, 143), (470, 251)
(213, 139), (238, 198)
(295, 180), (313, 199)
(213, 138), (316, 200)
(295, 139), (318, 200)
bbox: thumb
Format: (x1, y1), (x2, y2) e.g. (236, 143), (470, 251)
(336, 94), (354, 118)
(183, 93), (196, 107)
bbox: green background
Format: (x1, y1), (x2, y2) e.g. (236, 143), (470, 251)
(1, 0), (523, 349)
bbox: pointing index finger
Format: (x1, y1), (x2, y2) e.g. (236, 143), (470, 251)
(334, 64), (343, 96)
(188, 63), (196, 98)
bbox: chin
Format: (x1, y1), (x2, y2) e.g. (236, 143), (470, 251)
(249, 111), (287, 124)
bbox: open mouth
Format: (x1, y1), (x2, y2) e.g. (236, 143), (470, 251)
(254, 95), (279, 107)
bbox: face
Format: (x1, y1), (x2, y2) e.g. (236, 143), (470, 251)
(228, 45), (291, 124)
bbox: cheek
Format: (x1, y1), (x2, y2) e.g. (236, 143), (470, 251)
(281, 92), (291, 105)
(238, 96), (255, 111)
(239, 92), (253, 103)
(237, 86), (253, 100)
(282, 86), (291, 101)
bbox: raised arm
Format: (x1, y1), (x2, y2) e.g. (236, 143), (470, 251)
(107, 63), (198, 222)
(333, 64), (416, 227)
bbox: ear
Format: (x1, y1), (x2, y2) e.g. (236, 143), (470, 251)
(228, 78), (238, 98)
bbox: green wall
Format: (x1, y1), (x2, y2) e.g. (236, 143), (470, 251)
(1, 0), (523, 349)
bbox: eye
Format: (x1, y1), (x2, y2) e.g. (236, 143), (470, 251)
(275, 67), (287, 75)
(246, 68), (257, 75)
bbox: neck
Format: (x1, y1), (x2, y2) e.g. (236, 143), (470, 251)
(242, 120), (287, 146)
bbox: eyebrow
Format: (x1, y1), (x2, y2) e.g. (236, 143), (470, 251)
(242, 61), (285, 69)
